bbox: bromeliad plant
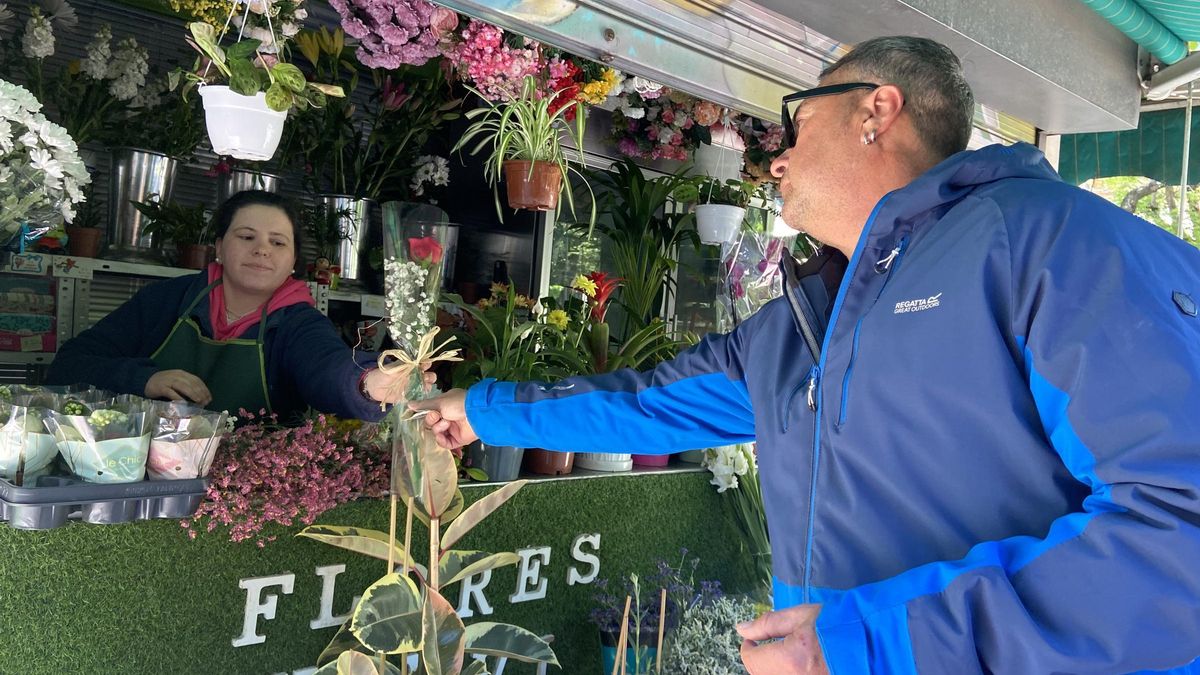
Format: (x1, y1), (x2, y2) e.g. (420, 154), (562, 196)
(298, 411), (557, 674)
(540, 272), (685, 377)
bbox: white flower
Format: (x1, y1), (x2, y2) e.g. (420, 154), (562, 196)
(409, 155), (449, 196)
(244, 0), (270, 14)
(0, 4), (14, 29)
(280, 22), (300, 37)
(628, 76), (663, 97)
(106, 37), (148, 101)
(41, 0), (78, 28)
(293, 6), (307, 20)
(244, 26), (275, 48)
(702, 444), (752, 493)
(621, 105), (645, 120)
(30, 147), (63, 179)
(22, 9), (55, 60)
(0, 120), (12, 154)
(82, 24), (112, 80)
(658, 126), (676, 144)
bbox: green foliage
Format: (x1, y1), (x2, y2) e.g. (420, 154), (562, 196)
(131, 196), (210, 244)
(108, 85), (205, 160)
(298, 411), (556, 674)
(178, 22), (344, 113)
(452, 76), (593, 226)
(302, 203), (353, 259)
(446, 286), (549, 385)
(673, 176), (762, 208)
(1087, 176), (1199, 249)
(575, 159), (700, 333)
(280, 35), (461, 200)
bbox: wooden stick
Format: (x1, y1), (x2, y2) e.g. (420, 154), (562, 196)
(400, 497), (414, 675)
(656, 588), (667, 674)
(612, 595), (632, 675)
(387, 494), (398, 573)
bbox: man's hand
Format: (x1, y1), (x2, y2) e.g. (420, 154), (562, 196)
(408, 388), (477, 449)
(145, 369), (213, 407)
(737, 604), (829, 675)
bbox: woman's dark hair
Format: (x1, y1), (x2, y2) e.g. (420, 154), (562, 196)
(212, 190), (304, 262)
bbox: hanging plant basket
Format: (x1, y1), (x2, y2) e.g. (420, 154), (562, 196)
(503, 160), (563, 211)
(199, 86), (287, 162)
(695, 203), (746, 245)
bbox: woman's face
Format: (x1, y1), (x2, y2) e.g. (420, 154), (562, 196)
(214, 204), (297, 297)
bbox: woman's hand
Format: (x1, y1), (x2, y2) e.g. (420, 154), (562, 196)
(145, 369), (213, 406)
(363, 368), (437, 405)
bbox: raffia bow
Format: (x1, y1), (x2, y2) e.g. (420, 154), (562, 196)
(375, 326), (462, 410)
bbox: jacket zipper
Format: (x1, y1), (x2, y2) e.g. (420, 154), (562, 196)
(803, 195), (892, 603)
(782, 260), (823, 361)
(837, 236), (909, 426)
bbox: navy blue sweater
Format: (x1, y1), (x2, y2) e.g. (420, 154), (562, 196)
(47, 272), (385, 422)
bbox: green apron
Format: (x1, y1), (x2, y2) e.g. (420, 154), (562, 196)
(150, 278), (273, 415)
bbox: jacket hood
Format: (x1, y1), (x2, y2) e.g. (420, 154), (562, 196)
(862, 142), (1062, 250)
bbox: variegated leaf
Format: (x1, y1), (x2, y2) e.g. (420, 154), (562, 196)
(350, 573), (423, 655)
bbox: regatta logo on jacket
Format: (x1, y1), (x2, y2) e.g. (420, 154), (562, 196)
(894, 292), (942, 314)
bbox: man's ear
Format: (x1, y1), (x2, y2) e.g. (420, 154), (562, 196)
(859, 84), (905, 140)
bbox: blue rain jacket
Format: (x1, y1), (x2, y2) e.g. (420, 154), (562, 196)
(466, 143), (1200, 674)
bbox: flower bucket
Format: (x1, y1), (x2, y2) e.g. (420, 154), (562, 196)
(467, 442), (524, 482)
(632, 453), (670, 468)
(523, 448), (574, 476)
(65, 227), (102, 258)
(105, 147), (178, 263)
(217, 169), (282, 205)
(503, 160), (562, 211)
(575, 452), (632, 473)
(199, 86), (287, 162)
(695, 204), (746, 245)
(320, 195), (378, 283)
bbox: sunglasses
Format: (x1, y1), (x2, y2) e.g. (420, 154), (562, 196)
(781, 82), (880, 148)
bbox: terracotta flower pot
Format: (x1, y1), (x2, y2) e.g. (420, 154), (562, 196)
(523, 449), (574, 476)
(503, 160), (562, 211)
(177, 243), (214, 270)
(65, 227), (102, 258)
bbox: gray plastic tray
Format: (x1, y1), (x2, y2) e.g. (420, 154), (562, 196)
(0, 475), (208, 530)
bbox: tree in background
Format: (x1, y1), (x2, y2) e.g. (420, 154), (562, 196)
(1085, 176), (1199, 248)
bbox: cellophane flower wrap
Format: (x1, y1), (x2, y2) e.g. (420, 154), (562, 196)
(146, 401), (229, 480)
(0, 394), (56, 485)
(44, 396), (152, 484)
(0, 78), (90, 247)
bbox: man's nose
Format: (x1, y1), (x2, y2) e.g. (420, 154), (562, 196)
(770, 148), (790, 179)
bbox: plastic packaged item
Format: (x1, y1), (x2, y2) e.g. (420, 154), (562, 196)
(146, 402), (227, 480)
(0, 404), (57, 485)
(44, 399), (153, 484)
(0, 474), (208, 530)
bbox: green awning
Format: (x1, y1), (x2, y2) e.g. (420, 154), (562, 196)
(1078, 0), (1199, 63)
(1058, 107), (1199, 185)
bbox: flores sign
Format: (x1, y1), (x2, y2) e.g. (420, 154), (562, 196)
(234, 533), (603, 671)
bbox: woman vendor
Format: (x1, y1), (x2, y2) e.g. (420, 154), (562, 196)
(46, 190), (413, 422)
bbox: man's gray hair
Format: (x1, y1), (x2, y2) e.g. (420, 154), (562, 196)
(822, 36), (975, 160)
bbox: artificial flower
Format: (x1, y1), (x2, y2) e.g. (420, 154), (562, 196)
(331, 0), (441, 69)
(572, 274), (597, 298)
(407, 236), (443, 265)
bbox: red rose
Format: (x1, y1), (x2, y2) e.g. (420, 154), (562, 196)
(408, 237), (443, 265)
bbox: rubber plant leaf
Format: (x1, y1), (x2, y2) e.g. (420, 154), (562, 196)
(317, 616), (369, 667)
(462, 622), (559, 666)
(410, 489), (464, 529)
(440, 480), (527, 552)
(297, 525), (427, 577)
(421, 588), (466, 675)
(438, 551), (520, 589)
(350, 573), (424, 654)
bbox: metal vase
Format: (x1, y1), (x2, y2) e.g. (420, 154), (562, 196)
(105, 147), (179, 262)
(319, 195), (378, 283)
(216, 169), (281, 205)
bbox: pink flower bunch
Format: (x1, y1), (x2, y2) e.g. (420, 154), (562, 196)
(183, 412), (390, 547)
(331, 0), (442, 69)
(612, 86), (718, 162)
(740, 116), (787, 184)
(442, 19), (542, 101)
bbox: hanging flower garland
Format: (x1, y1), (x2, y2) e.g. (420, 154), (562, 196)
(610, 78), (725, 162)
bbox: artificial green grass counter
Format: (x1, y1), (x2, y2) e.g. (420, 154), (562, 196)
(0, 469), (754, 674)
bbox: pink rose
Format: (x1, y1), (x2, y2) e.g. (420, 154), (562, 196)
(408, 237), (443, 265)
(430, 7), (459, 39)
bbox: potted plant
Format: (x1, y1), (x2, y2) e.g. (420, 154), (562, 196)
(66, 181), (104, 258)
(453, 75), (593, 223)
(539, 272), (692, 472)
(675, 176), (761, 245)
(131, 197), (213, 269)
(446, 282), (551, 481)
(175, 22), (344, 161)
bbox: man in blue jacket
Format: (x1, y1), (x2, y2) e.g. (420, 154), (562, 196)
(413, 36), (1200, 673)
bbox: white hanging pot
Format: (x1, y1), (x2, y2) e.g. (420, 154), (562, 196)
(199, 85), (287, 162)
(695, 203), (746, 245)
